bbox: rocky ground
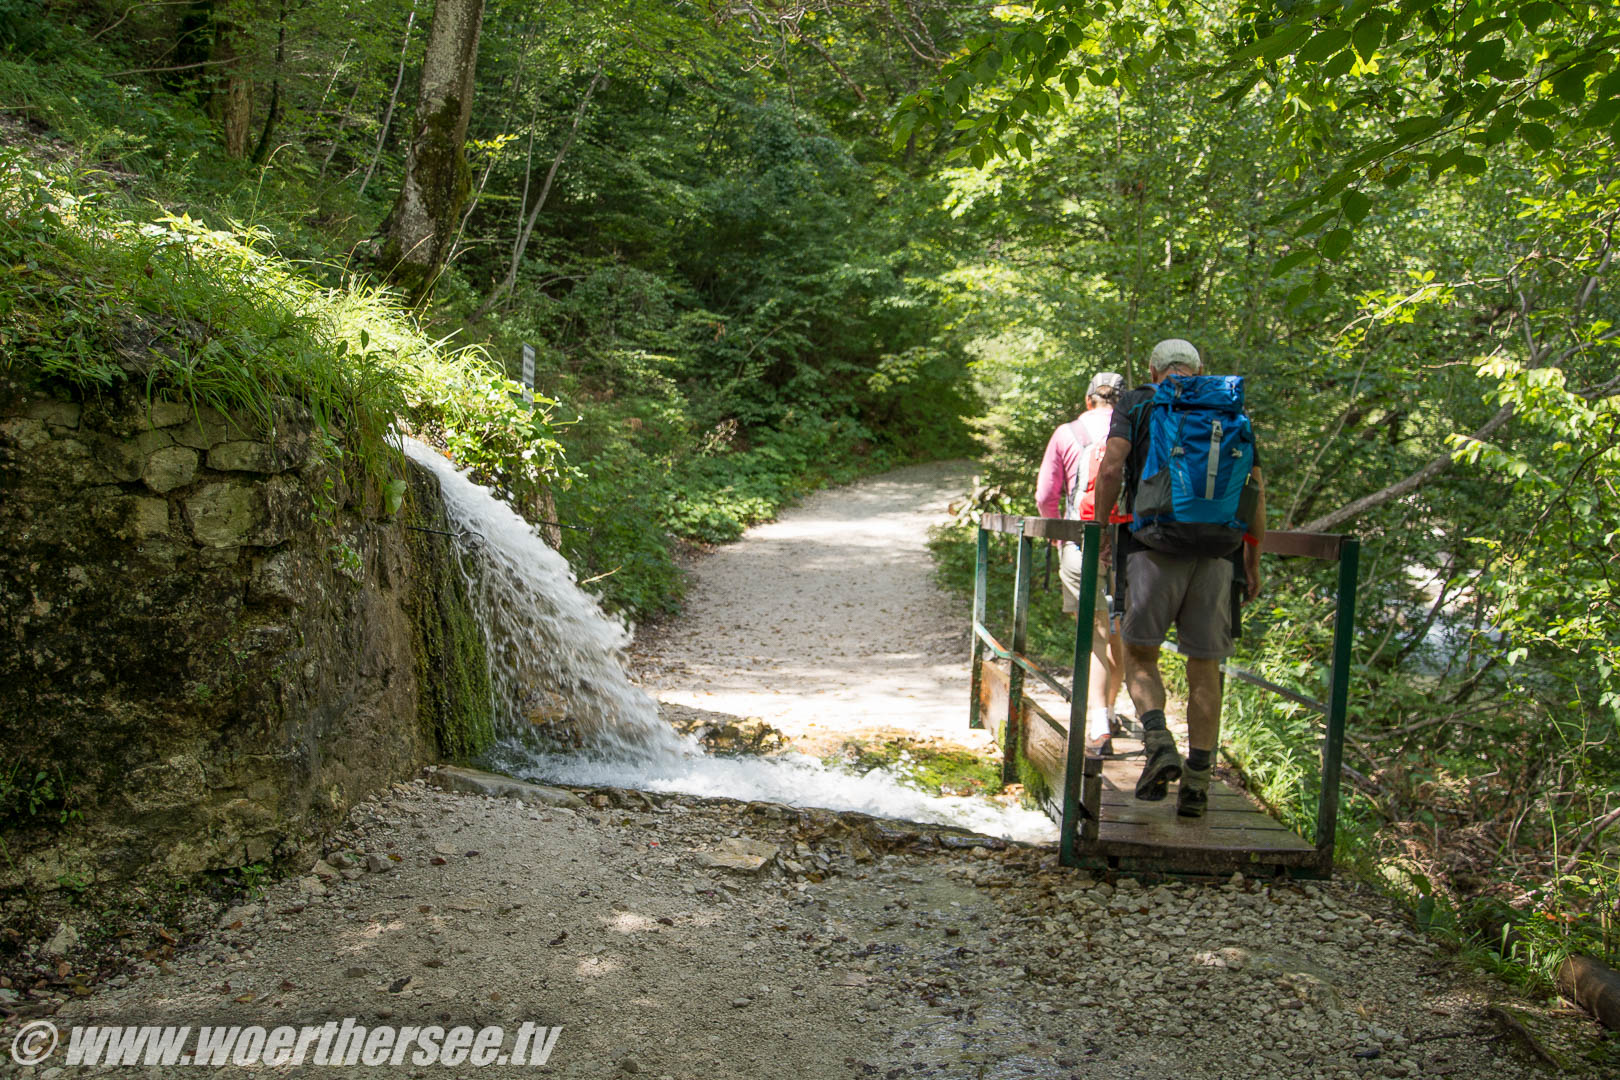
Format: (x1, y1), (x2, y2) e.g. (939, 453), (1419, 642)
(9, 774), (1609, 1078)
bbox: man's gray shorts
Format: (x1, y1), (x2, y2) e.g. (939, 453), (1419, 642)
(1123, 548), (1233, 659)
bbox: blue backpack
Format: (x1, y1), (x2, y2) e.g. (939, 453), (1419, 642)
(1128, 374), (1255, 558)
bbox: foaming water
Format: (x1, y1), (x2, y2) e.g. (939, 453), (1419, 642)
(486, 747), (1055, 843)
(404, 437), (682, 759)
(403, 438), (1055, 843)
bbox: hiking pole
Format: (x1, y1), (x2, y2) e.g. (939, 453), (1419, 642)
(1043, 543), (1053, 592)
(1110, 524), (1127, 631)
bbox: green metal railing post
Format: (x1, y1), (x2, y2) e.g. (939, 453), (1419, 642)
(1003, 523), (1032, 784)
(1060, 523), (1100, 865)
(1314, 537), (1360, 874)
(969, 526), (990, 729)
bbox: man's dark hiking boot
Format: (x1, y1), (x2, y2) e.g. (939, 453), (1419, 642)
(1177, 765), (1211, 818)
(1135, 729), (1182, 801)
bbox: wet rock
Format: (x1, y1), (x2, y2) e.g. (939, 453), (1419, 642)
(142, 445), (198, 493)
(430, 766), (588, 810)
(145, 400), (192, 428)
(208, 435), (311, 474)
(128, 496), (171, 538)
(27, 399), (82, 429)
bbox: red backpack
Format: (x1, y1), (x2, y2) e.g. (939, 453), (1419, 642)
(1067, 419), (1131, 524)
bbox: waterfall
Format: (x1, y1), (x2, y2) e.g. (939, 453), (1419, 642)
(403, 438), (1055, 842)
(404, 437), (684, 759)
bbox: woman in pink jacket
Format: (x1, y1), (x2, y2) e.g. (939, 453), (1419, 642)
(1035, 372), (1127, 752)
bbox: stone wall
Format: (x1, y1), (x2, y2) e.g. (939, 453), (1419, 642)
(0, 378), (492, 890)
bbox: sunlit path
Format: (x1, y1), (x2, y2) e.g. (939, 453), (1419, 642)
(638, 461), (994, 755)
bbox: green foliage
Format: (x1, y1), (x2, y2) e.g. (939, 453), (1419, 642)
(1, 1), (980, 624)
(928, 522), (1079, 669)
(234, 861), (271, 900)
(0, 155), (565, 502)
(824, 737), (1002, 799)
(0, 761), (75, 830)
(898, 0), (1619, 259)
(8, 0), (1611, 990)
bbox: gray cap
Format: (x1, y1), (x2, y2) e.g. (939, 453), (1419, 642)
(1148, 338), (1202, 374)
(1086, 371), (1126, 397)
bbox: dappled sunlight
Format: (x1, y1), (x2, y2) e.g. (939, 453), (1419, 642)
(604, 911), (661, 934)
(574, 956), (624, 979)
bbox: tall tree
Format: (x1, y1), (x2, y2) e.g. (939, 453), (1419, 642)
(377, 0), (485, 304)
(175, 0), (253, 158)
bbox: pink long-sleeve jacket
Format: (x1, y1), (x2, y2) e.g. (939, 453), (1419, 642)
(1035, 408), (1113, 519)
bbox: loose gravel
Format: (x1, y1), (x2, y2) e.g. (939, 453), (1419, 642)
(27, 781), (1601, 1079)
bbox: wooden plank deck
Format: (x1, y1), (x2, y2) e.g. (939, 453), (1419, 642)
(978, 658), (1320, 877)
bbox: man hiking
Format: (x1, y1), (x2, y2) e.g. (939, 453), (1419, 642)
(1092, 340), (1266, 818)
(1035, 371), (1127, 753)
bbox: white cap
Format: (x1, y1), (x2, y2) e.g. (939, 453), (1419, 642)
(1086, 372), (1125, 396)
(1148, 338), (1202, 374)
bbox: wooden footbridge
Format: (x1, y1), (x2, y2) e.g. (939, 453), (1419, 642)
(970, 515), (1359, 879)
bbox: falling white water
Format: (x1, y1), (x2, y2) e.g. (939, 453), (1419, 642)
(404, 437), (682, 759)
(403, 438), (1055, 843)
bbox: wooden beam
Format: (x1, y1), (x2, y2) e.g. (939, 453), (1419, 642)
(980, 516), (1347, 563)
(1259, 530), (1344, 561)
(979, 514), (1090, 544)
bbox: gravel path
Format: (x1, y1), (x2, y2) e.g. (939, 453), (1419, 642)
(636, 461), (994, 757)
(9, 464), (1611, 1077)
(34, 781), (1592, 1079)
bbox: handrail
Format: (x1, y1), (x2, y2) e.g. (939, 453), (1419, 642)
(980, 513), (1345, 562)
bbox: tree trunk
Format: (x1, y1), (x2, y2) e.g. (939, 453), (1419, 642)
(180, 1), (252, 158)
(376, 0), (486, 306)
(249, 1), (286, 166)
(213, 26), (253, 160)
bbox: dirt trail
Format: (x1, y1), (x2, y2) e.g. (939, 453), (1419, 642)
(636, 461), (993, 757)
(15, 465), (1612, 1079)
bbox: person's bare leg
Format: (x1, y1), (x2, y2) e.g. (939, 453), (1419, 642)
(1086, 605), (1111, 711)
(1175, 657), (1224, 817)
(1124, 643), (1166, 716)
(1184, 658), (1223, 754)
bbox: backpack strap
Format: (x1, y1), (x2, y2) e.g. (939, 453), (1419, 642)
(1121, 392), (1154, 511)
(1064, 420), (1088, 507)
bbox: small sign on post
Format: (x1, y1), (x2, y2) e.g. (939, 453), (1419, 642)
(520, 343), (536, 406)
